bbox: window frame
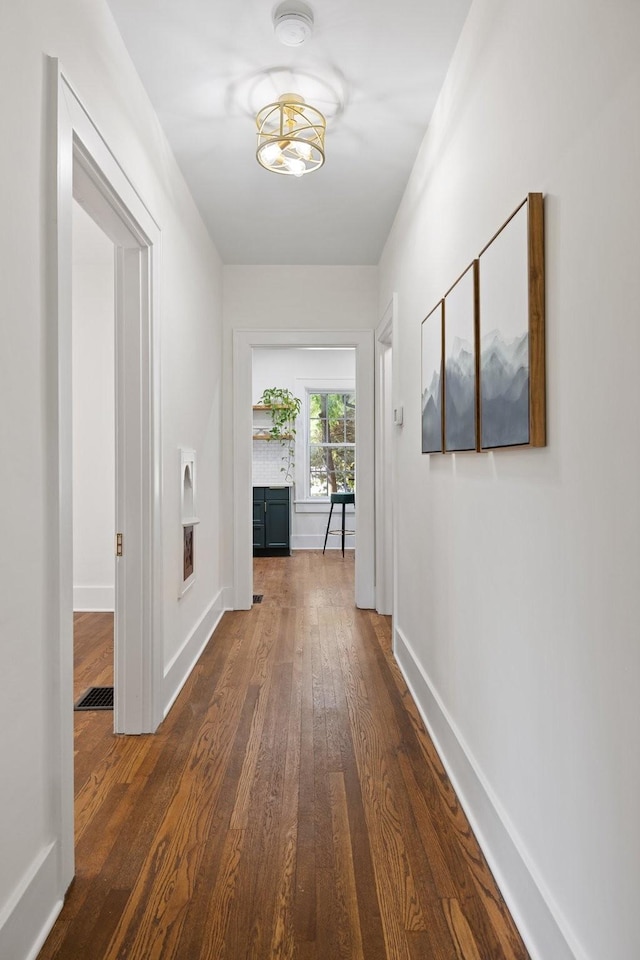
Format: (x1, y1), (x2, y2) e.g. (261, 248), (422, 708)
(294, 380), (356, 507)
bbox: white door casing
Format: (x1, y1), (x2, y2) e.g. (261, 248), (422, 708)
(232, 329), (375, 610)
(50, 59), (163, 891)
(375, 295), (396, 617)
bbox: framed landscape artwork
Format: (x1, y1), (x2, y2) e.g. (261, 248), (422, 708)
(478, 193), (545, 449)
(443, 261), (478, 452)
(421, 300), (444, 454)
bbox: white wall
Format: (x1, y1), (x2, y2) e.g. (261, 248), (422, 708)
(379, 2), (640, 959)
(224, 267), (378, 333)
(252, 347), (356, 549)
(0, 2), (224, 956)
(72, 201), (115, 611)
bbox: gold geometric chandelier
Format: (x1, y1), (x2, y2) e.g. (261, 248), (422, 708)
(256, 93), (326, 177)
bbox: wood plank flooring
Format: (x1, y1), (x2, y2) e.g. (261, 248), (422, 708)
(39, 552), (529, 960)
(73, 611), (114, 700)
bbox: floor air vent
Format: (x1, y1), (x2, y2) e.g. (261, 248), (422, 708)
(74, 686), (114, 711)
(253, 594), (264, 604)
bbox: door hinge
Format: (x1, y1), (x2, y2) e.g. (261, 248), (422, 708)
(116, 533), (123, 557)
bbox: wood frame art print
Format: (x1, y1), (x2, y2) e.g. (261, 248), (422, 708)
(443, 261), (479, 452)
(421, 300), (444, 454)
(478, 193), (545, 449)
(183, 524), (194, 582)
(180, 448), (198, 596)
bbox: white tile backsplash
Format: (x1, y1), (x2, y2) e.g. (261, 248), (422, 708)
(252, 439), (290, 485)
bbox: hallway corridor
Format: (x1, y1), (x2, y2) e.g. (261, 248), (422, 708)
(39, 552), (529, 959)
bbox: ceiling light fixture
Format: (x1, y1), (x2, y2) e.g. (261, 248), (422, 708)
(273, 1), (314, 47)
(256, 93), (325, 177)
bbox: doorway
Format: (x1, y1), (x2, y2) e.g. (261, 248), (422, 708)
(71, 146), (159, 737)
(233, 329), (375, 610)
(71, 201), (116, 705)
(51, 62), (164, 889)
(251, 346), (357, 556)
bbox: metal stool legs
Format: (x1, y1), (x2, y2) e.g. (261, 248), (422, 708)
(322, 500), (334, 554)
(322, 493), (355, 557)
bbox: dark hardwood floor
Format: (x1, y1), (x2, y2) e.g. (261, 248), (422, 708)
(39, 552), (529, 959)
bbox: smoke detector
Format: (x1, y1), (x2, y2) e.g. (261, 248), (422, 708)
(273, 1), (314, 47)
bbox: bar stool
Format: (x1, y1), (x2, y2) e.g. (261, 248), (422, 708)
(322, 492), (355, 557)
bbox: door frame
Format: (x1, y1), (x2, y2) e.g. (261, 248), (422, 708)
(375, 295), (396, 616)
(50, 60), (164, 889)
(232, 329), (375, 609)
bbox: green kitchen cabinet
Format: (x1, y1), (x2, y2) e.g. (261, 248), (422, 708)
(253, 486), (291, 556)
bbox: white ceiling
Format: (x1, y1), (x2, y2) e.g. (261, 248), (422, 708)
(105, 0), (471, 265)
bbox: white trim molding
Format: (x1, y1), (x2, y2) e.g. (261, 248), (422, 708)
(294, 378), (356, 501)
(291, 534), (356, 551)
(53, 63), (164, 733)
(394, 625), (579, 960)
(48, 57), (164, 915)
(72, 586), (115, 611)
(0, 843), (61, 960)
(375, 294), (396, 617)
(233, 329), (375, 610)
(163, 588), (227, 716)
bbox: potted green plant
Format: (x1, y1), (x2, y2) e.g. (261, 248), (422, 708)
(257, 387), (302, 483)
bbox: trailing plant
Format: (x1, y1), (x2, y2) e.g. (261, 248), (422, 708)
(257, 387), (302, 483)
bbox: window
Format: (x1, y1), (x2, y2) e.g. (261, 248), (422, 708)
(308, 391), (355, 497)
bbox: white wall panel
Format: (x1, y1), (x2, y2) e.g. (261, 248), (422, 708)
(0, 1), (224, 954)
(379, 2), (640, 957)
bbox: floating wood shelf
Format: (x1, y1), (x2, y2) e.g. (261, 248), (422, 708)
(253, 404), (294, 441)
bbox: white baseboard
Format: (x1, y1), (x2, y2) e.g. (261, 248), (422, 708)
(394, 626), (579, 960)
(72, 585), (114, 611)
(163, 588), (227, 717)
(0, 841), (63, 960)
(291, 534), (356, 550)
